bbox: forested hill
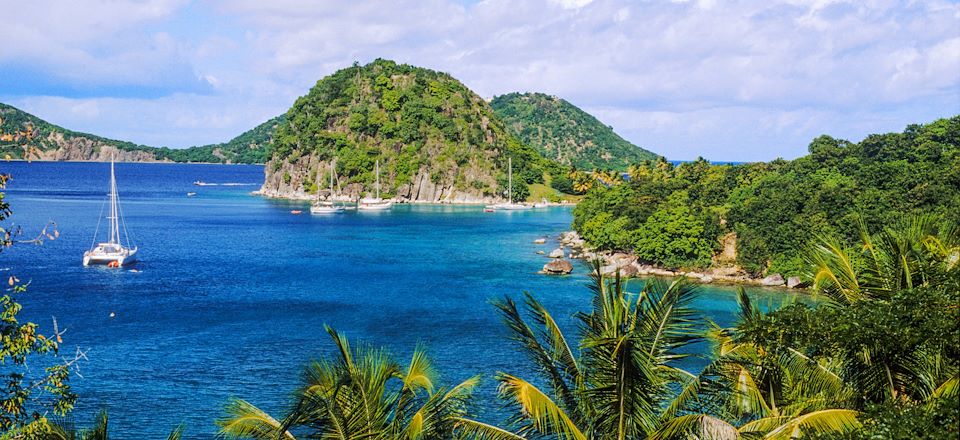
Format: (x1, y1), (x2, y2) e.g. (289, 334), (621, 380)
(0, 102), (280, 163)
(490, 92), (658, 171)
(259, 59), (556, 203)
(572, 115), (960, 278)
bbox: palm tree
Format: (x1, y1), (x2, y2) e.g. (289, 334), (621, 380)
(656, 215), (959, 439)
(461, 262), (701, 439)
(652, 291), (861, 440)
(807, 215), (959, 305)
(217, 326), (488, 440)
(805, 215), (958, 403)
(45, 410), (184, 440)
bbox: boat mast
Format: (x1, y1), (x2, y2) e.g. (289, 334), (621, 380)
(109, 158), (120, 244)
(375, 159), (381, 200)
(508, 157), (513, 203)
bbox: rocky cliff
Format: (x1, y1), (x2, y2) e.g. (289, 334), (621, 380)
(258, 59), (551, 204)
(0, 102), (279, 164)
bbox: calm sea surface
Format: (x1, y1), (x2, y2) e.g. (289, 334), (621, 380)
(1, 162), (803, 438)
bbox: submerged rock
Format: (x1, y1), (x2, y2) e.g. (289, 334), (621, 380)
(761, 273), (786, 286)
(543, 259), (573, 274)
(533, 238), (547, 244)
(548, 248), (565, 258)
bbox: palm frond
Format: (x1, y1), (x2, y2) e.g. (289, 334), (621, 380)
(453, 418), (527, 440)
(497, 374), (586, 440)
(166, 423), (185, 440)
(216, 398), (296, 440)
(762, 409), (860, 440)
(650, 414), (740, 440)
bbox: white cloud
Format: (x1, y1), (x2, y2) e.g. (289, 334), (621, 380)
(1, 0), (957, 159)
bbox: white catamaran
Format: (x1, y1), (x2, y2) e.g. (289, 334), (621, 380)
(311, 161), (345, 214)
(358, 159), (393, 211)
(489, 157), (531, 210)
(83, 159), (138, 267)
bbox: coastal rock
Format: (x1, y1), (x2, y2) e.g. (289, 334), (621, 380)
(787, 276), (807, 289)
(533, 238), (546, 244)
(609, 253), (638, 267)
(650, 268), (677, 277)
(600, 264), (618, 276)
(542, 259), (573, 274)
(548, 248), (565, 258)
(618, 264), (639, 278)
(536, 251), (545, 255)
(761, 273), (786, 287)
(701, 275), (715, 284)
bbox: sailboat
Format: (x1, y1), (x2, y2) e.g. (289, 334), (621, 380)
(83, 158), (138, 267)
(311, 161), (344, 214)
(358, 159), (393, 211)
(489, 157), (531, 210)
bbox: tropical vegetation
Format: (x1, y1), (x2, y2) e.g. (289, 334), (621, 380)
(491, 92), (658, 171)
(216, 326), (488, 439)
(573, 116), (960, 276)
(265, 59), (566, 201)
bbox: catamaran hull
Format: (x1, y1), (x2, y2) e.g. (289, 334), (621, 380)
(83, 249), (138, 267)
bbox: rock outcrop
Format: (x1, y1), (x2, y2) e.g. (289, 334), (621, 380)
(542, 259), (573, 274)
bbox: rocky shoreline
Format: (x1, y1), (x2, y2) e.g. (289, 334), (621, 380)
(537, 231), (807, 290)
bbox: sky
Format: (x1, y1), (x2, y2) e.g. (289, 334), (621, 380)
(0, 0), (958, 161)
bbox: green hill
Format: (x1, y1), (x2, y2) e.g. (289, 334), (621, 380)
(260, 59), (554, 203)
(490, 92), (657, 170)
(0, 102), (279, 163)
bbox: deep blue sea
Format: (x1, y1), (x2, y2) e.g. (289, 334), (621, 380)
(1, 162), (804, 438)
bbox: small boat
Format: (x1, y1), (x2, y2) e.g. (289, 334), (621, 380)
(484, 208), (495, 213)
(358, 159), (393, 211)
(186, 192), (197, 197)
(83, 159), (138, 267)
(290, 210), (303, 215)
(311, 161), (344, 214)
(488, 158), (532, 210)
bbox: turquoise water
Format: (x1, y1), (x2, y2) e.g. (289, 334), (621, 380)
(1, 162), (803, 438)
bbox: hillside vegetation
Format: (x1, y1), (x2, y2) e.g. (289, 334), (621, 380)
(573, 116), (960, 276)
(491, 92), (657, 171)
(0, 102), (279, 163)
(261, 59), (560, 202)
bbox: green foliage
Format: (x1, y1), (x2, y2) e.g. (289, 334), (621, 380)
(633, 191), (715, 269)
(216, 326), (487, 439)
(267, 59), (558, 200)
(490, 92), (657, 171)
(487, 264), (701, 439)
(580, 212), (633, 250)
(0, 175), (77, 437)
(572, 117), (960, 276)
(807, 398), (959, 440)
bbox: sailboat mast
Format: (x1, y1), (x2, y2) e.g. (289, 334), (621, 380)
(110, 159), (120, 244)
(375, 159), (380, 199)
(508, 157), (512, 203)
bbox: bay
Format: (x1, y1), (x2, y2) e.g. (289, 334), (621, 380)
(1, 162), (804, 438)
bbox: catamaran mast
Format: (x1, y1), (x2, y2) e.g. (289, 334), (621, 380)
(109, 159), (120, 244)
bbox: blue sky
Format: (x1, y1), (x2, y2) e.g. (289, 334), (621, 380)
(1, 0), (958, 161)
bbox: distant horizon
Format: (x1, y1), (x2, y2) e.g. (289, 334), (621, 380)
(2, 1), (958, 161)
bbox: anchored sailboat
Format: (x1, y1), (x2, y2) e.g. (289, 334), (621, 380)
(311, 161), (345, 214)
(358, 159), (393, 211)
(83, 158), (138, 267)
(489, 157), (531, 210)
